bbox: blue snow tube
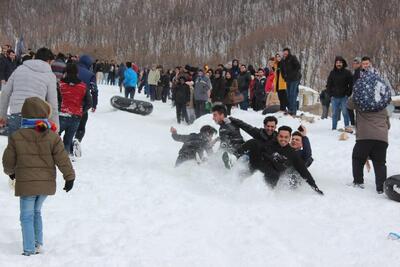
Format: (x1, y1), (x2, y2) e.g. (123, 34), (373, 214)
(384, 175), (400, 202)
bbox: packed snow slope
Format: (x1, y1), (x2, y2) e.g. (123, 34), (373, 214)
(1, 85), (400, 267)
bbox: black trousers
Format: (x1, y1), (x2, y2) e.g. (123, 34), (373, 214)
(75, 112), (89, 142)
(240, 139), (280, 187)
(195, 100), (206, 118)
(161, 86), (170, 103)
(176, 103), (189, 124)
(348, 108), (355, 126)
(125, 87), (136, 99)
(277, 90), (288, 111)
(352, 140), (388, 191)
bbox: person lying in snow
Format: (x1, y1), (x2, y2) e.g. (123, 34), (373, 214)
(170, 125), (218, 166)
(238, 125), (323, 195)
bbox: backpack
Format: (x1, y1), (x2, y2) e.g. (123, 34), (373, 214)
(353, 70), (391, 112)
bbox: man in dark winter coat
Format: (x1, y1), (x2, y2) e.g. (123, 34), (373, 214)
(170, 125), (217, 166)
(238, 126), (323, 194)
(210, 69), (227, 103)
(237, 64), (251, 110)
(75, 55), (98, 149)
(326, 56), (353, 132)
(212, 104), (244, 157)
(172, 76), (190, 124)
(194, 69), (211, 118)
(252, 68), (267, 111)
(229, 115), (278, 145)
(281, 48), (301, 115)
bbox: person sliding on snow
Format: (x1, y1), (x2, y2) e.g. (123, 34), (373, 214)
(238, 126), (323, 195)
(211, 104), (245, 168)
(290, 125), (313, 167)
(229, 115), (278, 146)
(170, 125), (218, 166)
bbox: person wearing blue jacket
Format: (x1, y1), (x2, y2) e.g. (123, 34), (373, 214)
(123, 62), (137, 99)
(73, 54), (97, 157)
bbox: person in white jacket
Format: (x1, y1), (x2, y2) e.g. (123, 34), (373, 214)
(0, 47), (58, 135)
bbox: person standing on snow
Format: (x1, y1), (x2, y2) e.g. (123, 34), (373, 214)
(0, 47), (59, 135)
(326, 56), (353, 132)
(237, 64), (251, 110)
(123, 62), (138, 99)
(74, 54), (98, 157)
(2, 97), (75, 256)
(281, 48), (301, 116)
(194, 69), (212, 118)
(347, 73), (391, 194)
(59, 63), (92, 157)
(172, 76), (190, 124)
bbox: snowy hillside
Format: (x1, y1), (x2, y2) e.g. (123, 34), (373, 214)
(1, 85), (400, 267)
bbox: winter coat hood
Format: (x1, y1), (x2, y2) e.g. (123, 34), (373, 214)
(23, 59), (52, 73)
(79, 55), (93, 69)
(21, 97), (51, 119)
(334, 56), (348, 69)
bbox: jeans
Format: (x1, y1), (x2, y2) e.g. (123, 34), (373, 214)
(20, 195), (47, 253)
(125, 87), (136, 99)
(352, 140), (388, 191)
(149, 85), (157, 101)
(239, 90), (249, 110)
(59, 115), (81, 153)
(331, 96), (350, 129)
(194, 100), (206, 118)
(7, 113), (22, 136)
(287, 80), (300, 115)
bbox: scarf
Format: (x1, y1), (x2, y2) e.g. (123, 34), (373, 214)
(21, 118), (57, 133)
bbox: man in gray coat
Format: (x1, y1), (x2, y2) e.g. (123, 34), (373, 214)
(0, 47), (58, 135)
(194, 69), (211, 118)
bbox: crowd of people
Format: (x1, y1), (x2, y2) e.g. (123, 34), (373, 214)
(0, 43), (394, 256)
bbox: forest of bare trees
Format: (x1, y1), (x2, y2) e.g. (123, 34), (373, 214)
(0, 0), (399, 90)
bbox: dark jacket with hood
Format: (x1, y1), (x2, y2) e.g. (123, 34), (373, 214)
(326, 56), (353, 98)
(172, 82), (190, 104)
(210, 73), (227, 103)
(237, 71), (251, 93)
(172, 132), (212, 162)
(231, 59), (240, 79)
(281, 53), (302, 82)
(78, 55), (98, 109)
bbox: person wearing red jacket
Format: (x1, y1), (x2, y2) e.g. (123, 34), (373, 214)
(58, 63), (92, 155)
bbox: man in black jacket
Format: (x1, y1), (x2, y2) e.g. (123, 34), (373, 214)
(212, 104), (245, 161)
(170, 125), (217, 166)
(237, 64), (251, 110)
(281, 48), (301, 116)
(326, 56), (353, 132)
(229, 115), (277, 145)
(238, 126), (323, 194)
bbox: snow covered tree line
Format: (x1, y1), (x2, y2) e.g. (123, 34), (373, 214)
(0, 0), (399, 91)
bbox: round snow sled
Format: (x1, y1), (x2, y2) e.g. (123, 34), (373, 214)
(110, 96), (153, 115)
(384, 175), (400, 202)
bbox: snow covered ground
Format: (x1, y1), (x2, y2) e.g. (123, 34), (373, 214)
(1, 85), (400, 267)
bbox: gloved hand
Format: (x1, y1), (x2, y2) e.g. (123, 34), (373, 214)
(312, 186), (324, 195)
(9, 174), (15, 180)
(63, 179), (74, 192)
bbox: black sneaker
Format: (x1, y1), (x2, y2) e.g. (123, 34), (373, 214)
(377, 190), (384, 194)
